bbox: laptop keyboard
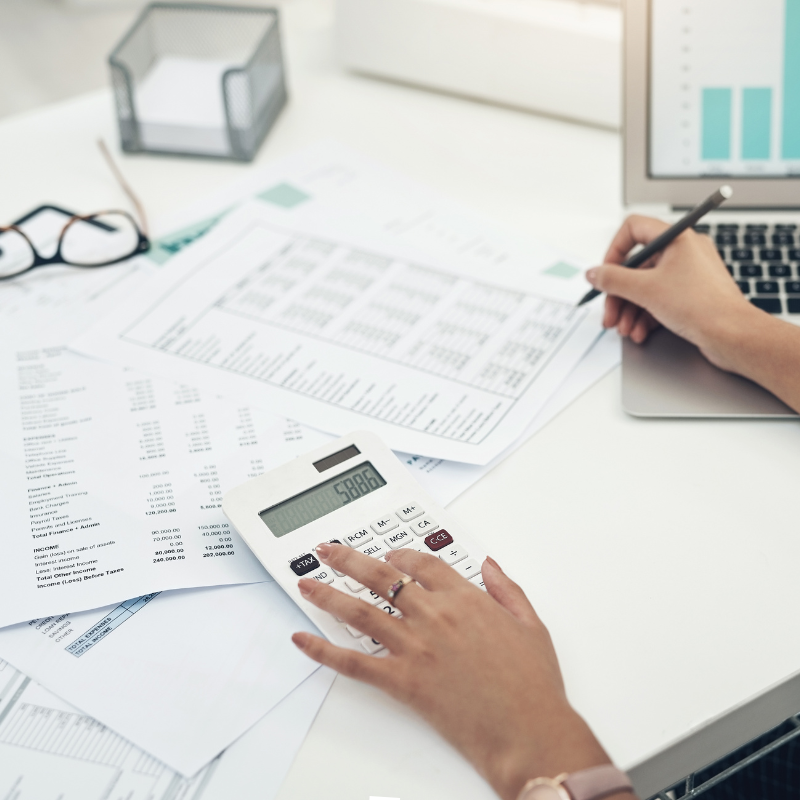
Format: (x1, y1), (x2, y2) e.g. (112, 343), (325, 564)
(694, 223), (800, 315)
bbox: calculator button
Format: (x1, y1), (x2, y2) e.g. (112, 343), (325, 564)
(346, 624), (365, 638)
(360, 588), (384, 605)
(370, 516), (399, 535)
(439, 545), (468, 566)
(358, 540), (386, 559)
(315, 540), (344, 575)
(386, 528), (415, 549)
(289, 553), (320, 576)
(309, 568), (335, 584)
(424, 529), (453, 551)
(361, 637), (385, 654)
(396, 502), (424, 522)
(345, 577), (365, 593)
(453, 558), (481, 580)
(469, 573), (487, 592)
(344, 528), (373, 548)
(411, 516), (439, 536)
(376, 601), (402, 618)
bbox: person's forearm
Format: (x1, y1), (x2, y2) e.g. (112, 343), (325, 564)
(705, 305), (800, 413)
(488, 704), (625, 800)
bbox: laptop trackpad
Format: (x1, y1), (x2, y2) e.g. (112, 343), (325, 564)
(622, 327), (798, 418)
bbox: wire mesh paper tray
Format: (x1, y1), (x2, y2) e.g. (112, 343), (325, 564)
(109, 3), (287, 161)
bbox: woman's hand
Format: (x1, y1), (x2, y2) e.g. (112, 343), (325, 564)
(585, 214), (753, 370)
(292, 542), (615, 800)
(585, 214), (800, 412)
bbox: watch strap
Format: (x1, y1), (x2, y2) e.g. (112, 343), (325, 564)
(561, 764), (634, 800)
(517, 764), (634, 800)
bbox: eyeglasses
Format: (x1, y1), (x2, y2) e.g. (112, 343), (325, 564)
(0, 141), (151, 282)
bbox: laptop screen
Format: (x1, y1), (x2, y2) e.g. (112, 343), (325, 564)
(649, 0), (800, 179)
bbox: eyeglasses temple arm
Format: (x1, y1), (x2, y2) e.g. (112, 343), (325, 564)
(97, 138), (149, 237)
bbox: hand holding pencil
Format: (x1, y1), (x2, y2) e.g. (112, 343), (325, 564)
(577, 185), (733, 307)
(580, 187), (761, 362)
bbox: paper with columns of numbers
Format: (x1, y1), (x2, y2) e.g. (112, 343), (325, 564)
(0, 658), (334, 798)
(2, 338), (618, 629)
(398, 328), (621, 505)
(0, 345), (334, 628)
(0, 582), (326, 777)
(73, 202), (602, 465)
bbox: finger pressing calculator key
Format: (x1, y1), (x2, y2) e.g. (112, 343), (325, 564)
(358, 540), (386, 559)
(222, 431), (490, 656)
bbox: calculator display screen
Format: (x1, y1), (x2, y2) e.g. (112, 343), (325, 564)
(259, 462), (387, 537)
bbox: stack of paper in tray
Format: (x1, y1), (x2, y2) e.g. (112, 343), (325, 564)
(0, 142), (619, 799)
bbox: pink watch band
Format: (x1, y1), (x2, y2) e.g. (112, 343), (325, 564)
(517, 764), (634, 800)
(561, 765), (634, 800)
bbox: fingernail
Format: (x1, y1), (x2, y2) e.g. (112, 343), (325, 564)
(292, 632), (307, 649)
(586, 268), (598, 286)
(298, 578), (314, 597)
(485, 555), (503, 572)
(384, 550), (395, 561)
(316, 543), (332, 559)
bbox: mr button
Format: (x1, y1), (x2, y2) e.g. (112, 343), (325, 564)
(424, 529), (453, 551)
(290, 553), (320, 576)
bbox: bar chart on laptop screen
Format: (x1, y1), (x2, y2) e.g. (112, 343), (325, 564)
(650, 0), (800, 177)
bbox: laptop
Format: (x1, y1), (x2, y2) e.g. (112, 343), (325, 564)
(622, 0), (799, 417)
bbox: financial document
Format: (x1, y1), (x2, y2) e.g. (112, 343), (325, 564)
(0, 581), (323, 776)
(0, 657), (333, 798)
(151, 140), (593, 306)
(75, 202), (601, 464)
(396, 329), (620, 506)
(0, 345), (333, 628)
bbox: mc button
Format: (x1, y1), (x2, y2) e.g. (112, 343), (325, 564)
(424, 529), (453, 552)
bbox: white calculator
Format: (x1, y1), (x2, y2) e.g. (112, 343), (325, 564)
(222, 431), (487, 655)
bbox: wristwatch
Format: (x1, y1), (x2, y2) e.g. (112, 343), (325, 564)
(517, 764), (635, 800)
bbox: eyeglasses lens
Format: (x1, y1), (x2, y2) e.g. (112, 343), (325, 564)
(60, 213), (141, 266)
(0, 230), (35, 278)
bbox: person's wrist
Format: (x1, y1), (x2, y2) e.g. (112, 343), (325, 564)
(694, 299), (766, 374)
(488, 704), (612, 800)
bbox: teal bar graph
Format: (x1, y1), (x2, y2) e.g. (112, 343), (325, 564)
(742, 88), (772, 159)
(783, 0), (800, 158)
(702, 88), (732, 160)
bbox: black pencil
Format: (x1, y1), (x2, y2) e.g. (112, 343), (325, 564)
(576, 185), (733, 307)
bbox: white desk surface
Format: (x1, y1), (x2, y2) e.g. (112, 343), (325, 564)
(2, 2), (800, 798)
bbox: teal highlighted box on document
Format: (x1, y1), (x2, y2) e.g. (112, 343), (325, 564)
(259, 183), (311, 208)
(543, 261), (581, 279)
